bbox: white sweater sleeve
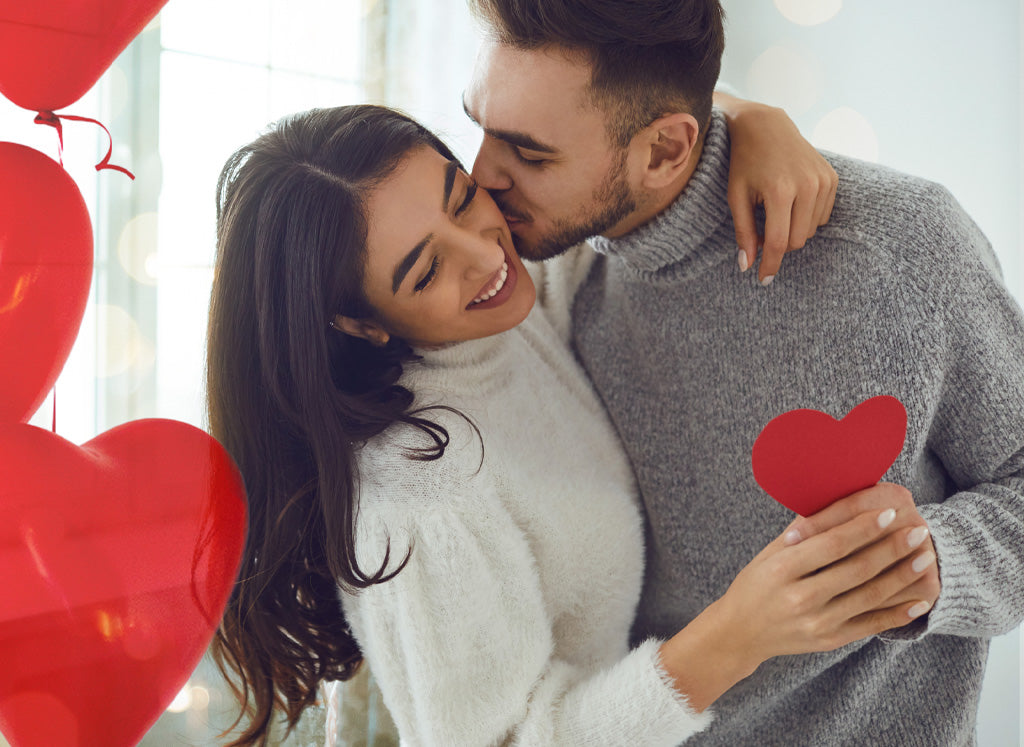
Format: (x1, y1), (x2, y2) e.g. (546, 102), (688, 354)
(342, 442), (710, 746)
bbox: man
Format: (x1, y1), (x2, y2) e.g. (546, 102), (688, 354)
(463, 0), (1024, 744)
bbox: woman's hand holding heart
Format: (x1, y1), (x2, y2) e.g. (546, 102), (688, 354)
(783, 482), (941, 618)
(657, 497), (936, 713)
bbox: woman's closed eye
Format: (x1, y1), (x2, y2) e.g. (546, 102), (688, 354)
(414, 175), (476, 293)
(414, 256), (440, 293)
(454, 180), (478, 217)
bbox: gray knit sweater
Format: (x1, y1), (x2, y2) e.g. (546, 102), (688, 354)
(572, 111), (1024, 746)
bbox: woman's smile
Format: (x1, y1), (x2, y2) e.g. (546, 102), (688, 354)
(467, 254), (516, 310)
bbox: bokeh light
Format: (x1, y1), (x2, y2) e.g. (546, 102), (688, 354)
(811, 106), (879, 162)
(95, 304), (156, 378)
(745, 45), (824, 116)
(166, 684), (192, 713)
(190, 685), (211, 711)
(773, 0), (842, 26)
(118, 212), (160, 286)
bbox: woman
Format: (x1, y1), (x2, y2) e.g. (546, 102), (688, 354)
(207, 105), (934, 746)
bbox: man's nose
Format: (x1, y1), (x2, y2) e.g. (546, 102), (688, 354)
(471, 136), (513, 192)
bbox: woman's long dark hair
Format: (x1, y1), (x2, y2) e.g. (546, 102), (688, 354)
(207, 105), (462, 745)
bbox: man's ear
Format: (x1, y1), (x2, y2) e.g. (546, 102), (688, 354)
(331, 315), (391, 347)
(636, 112), (701, 189)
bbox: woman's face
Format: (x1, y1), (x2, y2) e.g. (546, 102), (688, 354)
(357, 145), (536, 348)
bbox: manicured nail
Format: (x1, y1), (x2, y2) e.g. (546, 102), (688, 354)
(912, 551), (936, 574)
(877, 508), (896, 529)
(760, 274), (775, 287)
(783, 527), (802, 545)
(907, 526), (930, 549)
(737, 249), (750, 272)
(908, 601), (932, 619)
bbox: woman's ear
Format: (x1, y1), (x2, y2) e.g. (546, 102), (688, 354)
(331, 315), (391, 347)
(636, 112), (701, 189)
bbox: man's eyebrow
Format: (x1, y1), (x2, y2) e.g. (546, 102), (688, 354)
(461, 96), (558, 154)
(391, 160), (458, 294)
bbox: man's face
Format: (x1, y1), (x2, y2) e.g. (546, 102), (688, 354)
(464, 40), (640, 260)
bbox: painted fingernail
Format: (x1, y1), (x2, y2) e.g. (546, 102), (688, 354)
(760, 274), (775, 287)
(912, 551), (936, 574)
(877, 508), (896, 529)
(783, 528), (802, 545)
(737, 249), (749, 272)
(907, 526), (930, 549)
(908, 601), (932, 619)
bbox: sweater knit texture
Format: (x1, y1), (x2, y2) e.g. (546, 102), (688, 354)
(573, 110), (1024, 747)
(338, 261), (712, 746)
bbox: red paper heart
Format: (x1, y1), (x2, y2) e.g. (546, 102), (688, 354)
(0, 0), (169, 111)
(0, 419), (246, 747)
(0, 143), (94, 423)
(751, 395), (907, 516)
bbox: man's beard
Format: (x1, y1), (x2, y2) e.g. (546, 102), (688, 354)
(512, 151), (637, 262)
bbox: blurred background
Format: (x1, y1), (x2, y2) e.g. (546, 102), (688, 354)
(0, 0), (1019, 744)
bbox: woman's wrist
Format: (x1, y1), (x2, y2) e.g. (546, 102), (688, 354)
(657, 599), (762, 712)
(713, 91), (787, 131)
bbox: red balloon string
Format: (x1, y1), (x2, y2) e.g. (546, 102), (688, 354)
(33, 111), (136, 180)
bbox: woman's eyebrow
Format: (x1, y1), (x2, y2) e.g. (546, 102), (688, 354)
(391, 160), (459, 294)
(392, 235), (432, 294)
(441, 159), (458, 211)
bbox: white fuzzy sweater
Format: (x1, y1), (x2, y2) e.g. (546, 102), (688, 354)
(337, 250), (712, 746)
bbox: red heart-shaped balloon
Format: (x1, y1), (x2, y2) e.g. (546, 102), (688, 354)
(0, 0), (169, 111)
(0, 419), (246, 747)
(0, 142), (93, 423)
(751, 395), (908, 516)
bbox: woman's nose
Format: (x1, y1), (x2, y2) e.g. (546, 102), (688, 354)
(458, 230), (504, 281)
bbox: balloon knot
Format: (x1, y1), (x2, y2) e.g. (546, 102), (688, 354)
(33, 110), (61, 127)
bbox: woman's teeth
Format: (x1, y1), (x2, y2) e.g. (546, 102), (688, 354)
(470, 262), (508, 305)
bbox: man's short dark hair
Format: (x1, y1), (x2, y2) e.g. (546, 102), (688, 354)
(469, 0), (725, 147)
